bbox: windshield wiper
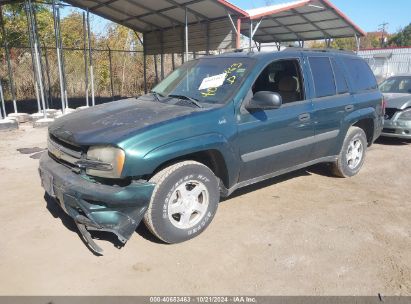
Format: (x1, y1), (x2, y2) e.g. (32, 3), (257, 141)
(168, 94), (203, 108)
(150, 91), (163, 102)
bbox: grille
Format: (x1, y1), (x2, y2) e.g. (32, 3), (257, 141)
(382, 128), (396, 134)
(48, 134), (83, 166)
(384, 108), (398, 120)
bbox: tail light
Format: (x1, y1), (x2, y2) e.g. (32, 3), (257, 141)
(381, 96), (386, 115)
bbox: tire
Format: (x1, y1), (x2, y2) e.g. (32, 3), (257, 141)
(331, 126), (368, 178)
(143, 160), (219, 243)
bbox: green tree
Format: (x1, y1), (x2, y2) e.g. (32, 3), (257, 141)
(389, 23), (411, 46)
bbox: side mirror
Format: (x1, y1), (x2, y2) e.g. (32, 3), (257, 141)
(246, 91), (282, 111)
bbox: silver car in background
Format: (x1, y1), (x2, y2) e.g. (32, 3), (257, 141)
(380, 74), (411, 139)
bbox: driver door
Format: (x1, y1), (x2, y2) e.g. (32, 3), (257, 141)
(236, 57), (315, 182)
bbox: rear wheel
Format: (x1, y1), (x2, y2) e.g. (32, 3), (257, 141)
(331, 126), (367, 177)
(143, 161), (219, 243)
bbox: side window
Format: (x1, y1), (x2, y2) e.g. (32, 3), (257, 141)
(343, 58), (378, 92)
(308, 57), (336, 98)
(252, 59), (305, 104)
(331, 58), (349, 94)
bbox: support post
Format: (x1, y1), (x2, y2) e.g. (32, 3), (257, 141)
(32, 3), (49, 110)
(249, 20), (253, 52)
(184, 7), (188, 62)
(28, 0), (47, 118)
(0, 80), (5, 119)
(206, 22), (210, 55)
(236, 17), (241, 49)
(160, 32), (164, 80)
(87, 9), (95, 106)
(143, 33), (147, 94)
(108, 47), (114, 100)
(52, 0), (65, 113)
(83, 12), (89, 107)
(171, 53), (175, 70)
(56, 4), (69, 109)
(154, 54), (159, 84)
(25, 0), (41, 113)
(0, 6), (17, 113)
(354, 35), (360, 52)
(43, 43), (53, 109)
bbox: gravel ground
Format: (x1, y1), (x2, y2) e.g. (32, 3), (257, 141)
(0, 125), (410, 295)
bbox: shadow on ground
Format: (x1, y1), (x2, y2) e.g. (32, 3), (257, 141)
(375, 136), (411, 146)
(223, 162), (334, 201)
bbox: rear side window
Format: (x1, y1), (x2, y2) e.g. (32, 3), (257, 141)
(331, 58), (349, 94)
(309, 57), (336, 98)
(343, 58), (377, 92)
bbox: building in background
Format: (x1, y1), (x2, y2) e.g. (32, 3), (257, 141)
(358, 47), (411, 83)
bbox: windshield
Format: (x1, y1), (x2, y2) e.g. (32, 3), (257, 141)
(379, 76), (411, 93)
(152, 57), (255, 104)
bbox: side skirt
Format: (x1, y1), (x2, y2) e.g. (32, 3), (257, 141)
(220, 155), (338, 197)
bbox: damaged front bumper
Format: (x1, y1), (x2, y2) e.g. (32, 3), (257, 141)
(39, 152), (155, 254)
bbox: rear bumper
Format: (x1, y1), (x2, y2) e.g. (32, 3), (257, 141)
(39, 153), (155, 247)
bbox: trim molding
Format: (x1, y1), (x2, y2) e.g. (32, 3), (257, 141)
(220, 155), (338, 197)
(241, 130), (339, 162)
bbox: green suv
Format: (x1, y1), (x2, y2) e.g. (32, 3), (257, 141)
(39, 49), (384, 253)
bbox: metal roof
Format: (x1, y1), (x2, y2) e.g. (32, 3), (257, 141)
(64, 0), (248, 33)
(243, 0), (365, 43)
(60, 0), (364, 53)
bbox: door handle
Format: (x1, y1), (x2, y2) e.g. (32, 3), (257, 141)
(345, 105), (354, 112)
(298, 113), (310, 122)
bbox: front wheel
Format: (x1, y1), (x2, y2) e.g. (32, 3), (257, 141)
(331, 126), (368, 178)
(143, 161), (219, 243)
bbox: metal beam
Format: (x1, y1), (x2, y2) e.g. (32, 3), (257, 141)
(252, 26), (353, 38)
(132, 0), (205, 19)
(123, 0), (183, 27)
(291, 9), (329, 38)
(269, 17), (304, 41)
(165, 0), (209, 21)
(83, 0), (160, 31)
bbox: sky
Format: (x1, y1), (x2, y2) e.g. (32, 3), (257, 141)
(232, 0), (410, 33)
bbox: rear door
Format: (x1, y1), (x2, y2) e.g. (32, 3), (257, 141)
(306, 55), (353, 159)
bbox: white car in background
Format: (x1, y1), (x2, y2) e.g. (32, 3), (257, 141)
(380, 74), (411, 139)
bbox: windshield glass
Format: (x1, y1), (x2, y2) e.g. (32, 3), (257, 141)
(379, 76), (411, 93)
(152, 57), (255, 104)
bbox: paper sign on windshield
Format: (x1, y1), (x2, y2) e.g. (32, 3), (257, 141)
(198, 73), (227, 90)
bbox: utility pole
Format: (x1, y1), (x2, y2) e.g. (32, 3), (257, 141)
(378, 22), (389, 48)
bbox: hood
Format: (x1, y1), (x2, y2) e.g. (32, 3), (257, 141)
(49, 96), (201, 146)
(383, 93), (411, 110)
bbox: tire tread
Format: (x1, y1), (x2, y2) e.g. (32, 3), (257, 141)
(143, 160), (213, 243)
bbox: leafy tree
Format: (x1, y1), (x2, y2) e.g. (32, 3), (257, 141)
(389, 23), (411, 46)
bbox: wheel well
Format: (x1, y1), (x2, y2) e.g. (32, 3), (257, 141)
(150, 150), (229, 188)
(353, 118), (374, 145)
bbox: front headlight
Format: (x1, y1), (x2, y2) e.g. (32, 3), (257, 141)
(398, 109), (411, 120)
(86, 146), (125, 178)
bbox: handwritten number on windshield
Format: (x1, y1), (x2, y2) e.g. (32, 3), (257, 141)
(200, 63), (244, 98)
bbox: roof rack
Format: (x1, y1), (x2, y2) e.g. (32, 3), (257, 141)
(283, 47), (355, 54)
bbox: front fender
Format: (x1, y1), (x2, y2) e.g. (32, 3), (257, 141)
(123, 133), (240, 187)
